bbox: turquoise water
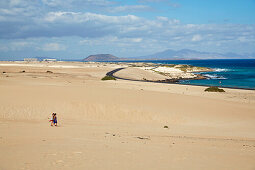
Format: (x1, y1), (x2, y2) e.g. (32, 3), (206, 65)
(117, 59), (255, 89)
(154, 59), (255, 89)
(67, 59), (255, 89)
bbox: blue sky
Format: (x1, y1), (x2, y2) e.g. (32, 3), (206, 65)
(0, 0), (255, 60)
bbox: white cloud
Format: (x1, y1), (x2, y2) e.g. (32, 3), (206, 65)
(108, 5), (152, 13)
(44, 11), (79, 22)
(138, 0), (180, 8)
(191, 34), (202, 42)
(0, 40), (35, 51)
(43, 11), (141, 24)
(1, 9), (254, 51)
(0, 0), (255, 56)
(237, 36), (251, 42)
(80, 36), (143, 45)
(41, 0), (114, 8)
(157, 16), (168, 21)
(131, 38), (143, 42)
(9, 41), (34, 50)
(41, 43), (66, 51)
(9, 0), (24, 6)
(0, 46), (8, 51)
(11, 41), (29, 46)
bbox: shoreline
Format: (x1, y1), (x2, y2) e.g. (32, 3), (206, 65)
(0, 61), (254, 90)
(106, 67), (255, 91)
(1, 60), (255, 170)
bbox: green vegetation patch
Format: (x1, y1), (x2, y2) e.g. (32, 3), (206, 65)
(101, 75), (116, 81)
(162, 64), (176, 67)
(175, 64), (192, 72)
(205, 86), (225, 92)
(153, 70), (166, 76)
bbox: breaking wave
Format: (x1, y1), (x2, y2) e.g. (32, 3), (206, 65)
(213, 68), (230, 72)
(204, 74), (227, 80)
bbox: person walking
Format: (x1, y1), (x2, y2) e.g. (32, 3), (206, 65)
(49, 113), (54, 126)
(53, 113), (58, 126)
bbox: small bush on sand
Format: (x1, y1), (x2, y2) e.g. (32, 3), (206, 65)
(101, 76), (116, 81)
(164, 126), (168, 129)
(20, 70), (25, 73)
(46, 70), (53, 73)
(205, 86), (225, 92)
(2, 71), (6, 73)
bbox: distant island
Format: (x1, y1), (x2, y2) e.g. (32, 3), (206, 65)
(135, 49), (255, 60)
(82, 49), (255, 62)
(83, 54), (123, 61)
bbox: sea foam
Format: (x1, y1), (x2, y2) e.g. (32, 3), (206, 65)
(204, 74), (227, 80)
(214, 68), (229, 72)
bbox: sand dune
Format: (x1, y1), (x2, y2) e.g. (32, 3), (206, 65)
(0, 61), (255, 170)
(114, 67), (168, 81)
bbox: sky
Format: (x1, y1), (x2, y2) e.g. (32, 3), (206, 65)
(0, 0), (255, 60)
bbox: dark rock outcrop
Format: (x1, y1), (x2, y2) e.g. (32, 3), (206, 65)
(83, 54), (119, 61)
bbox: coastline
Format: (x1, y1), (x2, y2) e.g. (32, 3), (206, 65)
(107, 67), (255, 90)
(108, 66), (255, 91)
(1, 60), (254, 90)
(1, 61), (255, 169)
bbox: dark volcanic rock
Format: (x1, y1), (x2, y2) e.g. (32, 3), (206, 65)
(157, 74), (207, 83)
(158, 79), (179, 83)
(83, 54), (119, 61)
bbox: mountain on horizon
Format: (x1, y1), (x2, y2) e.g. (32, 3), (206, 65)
(135, 49), (255, 60)
(83, 54), (121, 61)
(82, 50), (255, 62)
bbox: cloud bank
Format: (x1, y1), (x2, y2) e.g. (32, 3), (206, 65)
(0, 0), (254, 59)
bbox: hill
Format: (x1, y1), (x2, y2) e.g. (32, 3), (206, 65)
(83, 54), (120, 61)
(135, 49), (255, 60)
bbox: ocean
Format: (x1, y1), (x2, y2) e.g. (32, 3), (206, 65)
(116, 59), (255, 89)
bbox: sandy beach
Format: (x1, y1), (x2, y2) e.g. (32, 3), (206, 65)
(0, 61), (255, 170)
